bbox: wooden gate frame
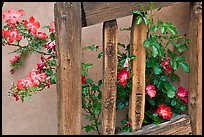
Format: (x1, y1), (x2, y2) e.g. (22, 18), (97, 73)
(54, 2), (202, 135)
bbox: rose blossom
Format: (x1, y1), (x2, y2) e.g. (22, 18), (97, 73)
(2, 8), (25, 26)
(4, 28), (22, 43)
(49, 22), (55, 33)
(17, 78), (32, 90)
(27, 69), (47, 86)
(9, 56), (20, 65)
(161, 57), (172, 74)
(24, 16), (40, 35)
(146, 84), (156, 98)
(176, 86), (188, 103)
(157, 104), (172, 120)
(117, 68), (130, 87)
(123, 58), (129, 68)
(81, 76), (86, 84)
(45, 41), (55, 50)
(2, 29), (5, 37)
(37, 31), (47, 39)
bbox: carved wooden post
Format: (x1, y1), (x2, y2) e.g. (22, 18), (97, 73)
(54, 2), (82, 135)
(188, 2), (202, 135)
(102, 19), (118, 135)
(129, 14), (147, 132)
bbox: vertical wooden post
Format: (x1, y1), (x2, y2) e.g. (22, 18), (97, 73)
(188, 2), (202, 135)
(54, 2), (82, 135)
(102, 19), (118, 135)
(129, 14), (147, 132)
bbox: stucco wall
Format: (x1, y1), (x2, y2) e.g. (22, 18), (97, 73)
(2, 2), (190, 135)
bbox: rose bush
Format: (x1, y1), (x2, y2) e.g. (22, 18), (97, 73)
(2, 2), (190, 135)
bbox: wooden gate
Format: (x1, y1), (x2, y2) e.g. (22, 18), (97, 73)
(54, 2), (202, 135)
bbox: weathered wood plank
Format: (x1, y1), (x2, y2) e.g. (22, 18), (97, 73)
(54, 2), (82, 135)
(102, 19), (118, 135)
(188, 2), (202, 135)
(118, 114), (192, 135)
(82, 2), (179, 27)
(128, 14), (147, 132)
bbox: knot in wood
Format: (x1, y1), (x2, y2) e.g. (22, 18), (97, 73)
(61, 13), (66, 19)
(194, 2), (202, 14)
(104, 97), (114, 109)
(190, 96), (196, 105)
(106, 41), (114, 56)
(105, 127), (113, 135)
(67, 2), (72, 8)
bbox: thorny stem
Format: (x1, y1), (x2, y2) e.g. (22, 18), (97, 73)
(86, 106), (101, 135)
(3, 42), (54, 56)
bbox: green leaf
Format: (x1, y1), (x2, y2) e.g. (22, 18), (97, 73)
(97, 51), (103, 59)
(119, 27), (131, 31)
(172, 61), (179, 71)
(148, 99), (156, 106)
(168, 25), (178, 35)
(179, 62), (189, 73)
(84, 125), (95, 132)
(153, 113), (158, 117)
(133, 10), (143, 16)
(153, 65), (162, 75)
(171, 99), (177, 106)
(161, 25), (167, 34)
(160, 75), (167, 81)
(175, 56), (185, 62)
(152, 46), (158, 57)
(83, 63), (93, 69)
(47, 48), (52, 53)
(116, 101), (125, 110)
(86, 78), (93, 84)
(176, 44), (188, 53)
(143, 39), (151, 48)
(98, 80), (103, 87)
(135, 16), (143, 25)
(167, 90), (175, 98)
(143, 17), (149, 25)
(180, 105), (187, 111)
(84, 44), (98, 51)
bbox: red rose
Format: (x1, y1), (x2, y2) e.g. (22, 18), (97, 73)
(146, 84), (156, 98)
(176, 86), (188, 103)
(81, 76), (86, 84)
(157, 104), (172, 120)
(117, 68), (130, 87)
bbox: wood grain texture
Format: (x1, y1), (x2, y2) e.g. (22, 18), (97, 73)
(118, 114), (192, 135)
(128, 14), (147, 132)
(54, 2), (82, 135)
(102, 19), (118, 135)
(82, 2), (178, 27)
(188, 2), (202, 135)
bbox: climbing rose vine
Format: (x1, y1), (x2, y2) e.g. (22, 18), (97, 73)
(2, 3), (190, 135)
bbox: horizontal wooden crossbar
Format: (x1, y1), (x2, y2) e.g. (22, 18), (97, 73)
(118, 114), (192, 135)
(81, 2), (179, 27)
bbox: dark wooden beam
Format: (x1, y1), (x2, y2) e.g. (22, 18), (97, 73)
(82, 2), (179, 27)
(188, 2), (202, 135)
(54, 2), (82, 135)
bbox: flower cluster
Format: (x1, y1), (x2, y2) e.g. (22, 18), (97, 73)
(3, 8), (56, 102)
